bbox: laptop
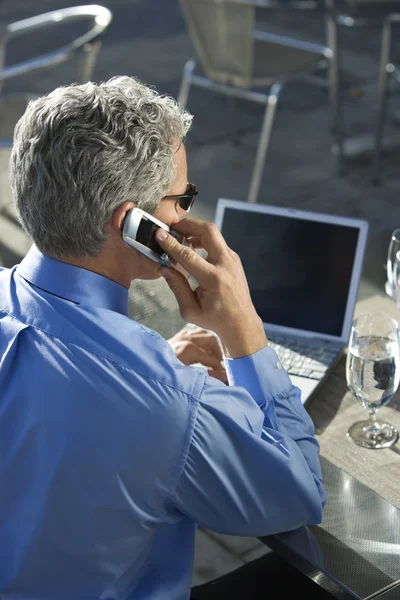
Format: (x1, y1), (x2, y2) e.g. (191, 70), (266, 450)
(214, 199), (369, 405)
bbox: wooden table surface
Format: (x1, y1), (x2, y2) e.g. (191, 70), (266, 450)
(308, 294), (400, 509)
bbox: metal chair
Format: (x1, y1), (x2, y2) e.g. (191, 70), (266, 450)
(0, 5), (112, 147)
(329, 0), (400, 23)
(324, 0), (400, 175)
(178, 0), (340, 203)
(0, 4), (112, 216)
(373, 13), (400, 182)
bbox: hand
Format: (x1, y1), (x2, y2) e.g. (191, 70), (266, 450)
(156, 219), (267, 358)
(168, 327), (227, 383)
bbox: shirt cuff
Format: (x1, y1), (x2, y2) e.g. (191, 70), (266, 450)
(224, 346), (293, 408)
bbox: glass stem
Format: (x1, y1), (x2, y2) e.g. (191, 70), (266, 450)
(368, 410), (379, 433)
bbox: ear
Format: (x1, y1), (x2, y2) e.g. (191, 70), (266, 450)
(111, 201), (136, 233)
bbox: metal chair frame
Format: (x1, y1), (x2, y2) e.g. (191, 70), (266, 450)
(178, 0), (340, 203)
(0, 4), (112, 149)
(373, 14), (400, 182)
(324, 0), (400, 179)
(0, 5), (112, 85)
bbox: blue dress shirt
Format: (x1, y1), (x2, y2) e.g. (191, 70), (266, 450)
(0, 246), (326, 600)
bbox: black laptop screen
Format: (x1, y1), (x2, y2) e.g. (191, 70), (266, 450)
(219, 208), (360, 337)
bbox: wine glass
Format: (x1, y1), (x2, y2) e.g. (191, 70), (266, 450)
(385, 229), (400, 298)
(346, 313), (400, 449)
(393, 250), (400, 309)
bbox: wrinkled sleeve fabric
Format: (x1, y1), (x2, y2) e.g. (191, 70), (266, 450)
(172, 346), (326, 537)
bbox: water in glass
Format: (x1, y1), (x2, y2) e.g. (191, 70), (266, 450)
(346, 313), (400, 449)
(347, 336), (400, 411)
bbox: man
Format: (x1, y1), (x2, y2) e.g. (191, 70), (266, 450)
(0, 76), (328, 599)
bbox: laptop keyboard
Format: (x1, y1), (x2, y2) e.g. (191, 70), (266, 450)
(268, 334), (341, 381)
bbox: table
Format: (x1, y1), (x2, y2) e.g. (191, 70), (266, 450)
(261, 294), (400, 599)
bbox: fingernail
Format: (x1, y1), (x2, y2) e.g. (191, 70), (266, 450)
(156, 228), (168, 241)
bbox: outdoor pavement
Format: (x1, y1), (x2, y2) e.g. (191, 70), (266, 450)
(0, 0), (399, 588)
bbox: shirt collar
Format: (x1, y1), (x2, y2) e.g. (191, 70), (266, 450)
(16, 245), (129, 316)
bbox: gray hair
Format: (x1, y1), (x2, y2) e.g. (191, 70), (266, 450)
(9, 76), (193, 258)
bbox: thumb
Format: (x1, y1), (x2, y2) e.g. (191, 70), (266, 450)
(159, 267), (200, 322)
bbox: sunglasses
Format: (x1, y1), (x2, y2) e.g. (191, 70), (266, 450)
(163, 182), (198, 212)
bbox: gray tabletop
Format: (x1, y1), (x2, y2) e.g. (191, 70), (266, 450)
(262, 294), (400, 599)
(262, 457), (400, 599)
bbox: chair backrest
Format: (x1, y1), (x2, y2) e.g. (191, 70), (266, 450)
(179, 0), (255, 88)
(0, 5), (112, 85)
(332, 0), (400, 20)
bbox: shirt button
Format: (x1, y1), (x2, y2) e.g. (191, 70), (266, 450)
(276, 362), (282, 370)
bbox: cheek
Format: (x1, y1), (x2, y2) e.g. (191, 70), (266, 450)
(154, 202), (180, 227)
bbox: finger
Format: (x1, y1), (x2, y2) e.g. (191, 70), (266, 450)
(205, 336), (224, 362)
(156, 229), (214, 282)
(207, 368), (228, 384)
(185, 343), (223, 370)
(168, 326), (199, 346)
(159, 267), (201, 322)
(171, 218), (227, 261)
(189, 331), (223, 362)
(186, 237), (204, 250)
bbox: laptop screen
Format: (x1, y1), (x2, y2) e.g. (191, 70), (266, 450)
(218, 205), (362, 338)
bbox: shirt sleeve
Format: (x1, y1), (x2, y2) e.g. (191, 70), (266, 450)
(171, 346), (326, 537)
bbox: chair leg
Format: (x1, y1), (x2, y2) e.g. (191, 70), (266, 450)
(228, 96), (241, 146)
(178, 59), (196, 108)
(0, 37), (6, 95)
(247, 81), (282, 204)
(78, 40), (102, 83)
(373, 21), (392, 185)
(325, 13), (344, 174)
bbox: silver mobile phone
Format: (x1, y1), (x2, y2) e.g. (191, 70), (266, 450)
(122, 207), (192, 272)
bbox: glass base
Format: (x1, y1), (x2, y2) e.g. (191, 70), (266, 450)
(385, 280), (393, 298)
(348, 420), (399, 449)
